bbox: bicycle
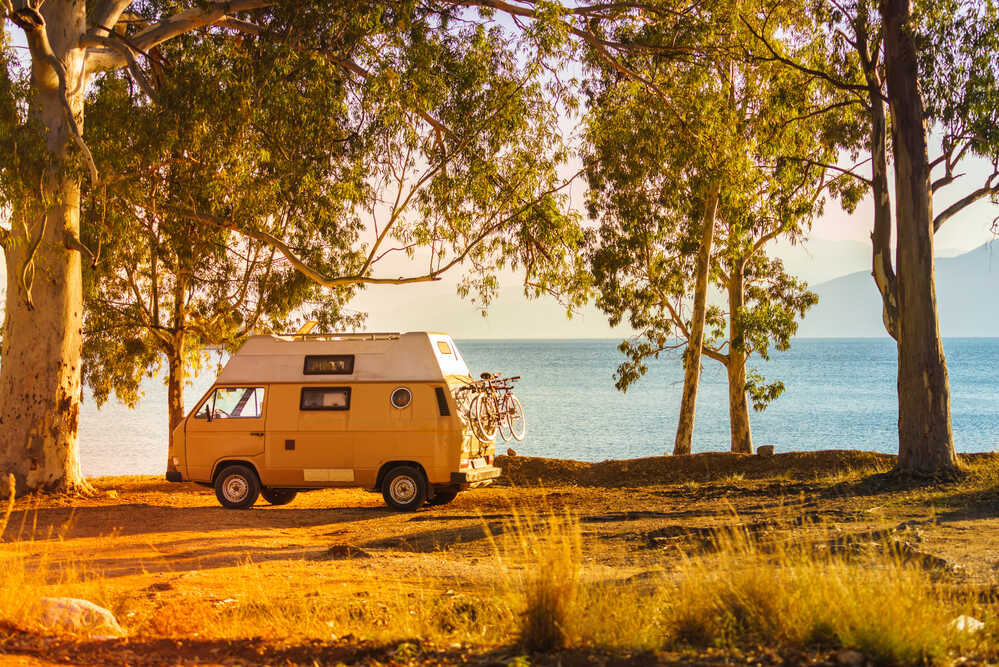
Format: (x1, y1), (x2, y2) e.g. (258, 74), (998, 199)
(458, 372), (526, 443)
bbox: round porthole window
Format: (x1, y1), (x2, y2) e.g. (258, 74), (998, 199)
(391, 387), (412, 409)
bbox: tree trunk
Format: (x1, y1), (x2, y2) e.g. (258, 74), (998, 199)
(0, 0), (90, 498)
(673, 181), (720, 456)
(726, 259), (753, 454)
(880, 0), (959, 476)
(864, 65), (898, 339)
(166, 346), (186, 445)
(167, 277), (188, 447)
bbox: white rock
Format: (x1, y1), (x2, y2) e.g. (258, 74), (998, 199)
(950, 615), (985, 633)
(38, 597), (125, 637)
(835, 649), (865, 666)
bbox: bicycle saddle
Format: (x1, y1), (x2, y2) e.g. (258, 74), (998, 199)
(479, 372), (495, 380)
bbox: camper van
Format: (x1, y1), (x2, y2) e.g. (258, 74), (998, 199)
(165, 332), (502, 511)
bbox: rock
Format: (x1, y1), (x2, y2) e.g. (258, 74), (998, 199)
(506, 448), (517, 457)
(756, 445), (775, 457)
(835, 649), (865, 666)
(310, 544), (372, 561)
(38, 597), (125, 637)
(950, 615), (985, 633)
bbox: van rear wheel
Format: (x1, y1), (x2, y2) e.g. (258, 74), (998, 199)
(215, 464), (260, 509)
(382, 466), (428, 511)
(261, 488), (298, 506)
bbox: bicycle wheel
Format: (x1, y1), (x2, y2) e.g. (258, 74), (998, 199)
(454, 387), (472, 423)
(497, 394), (513, 442)
(472, 393), (498, 440)
(504, 394), (526, 441)
(468, 394), (485, 440)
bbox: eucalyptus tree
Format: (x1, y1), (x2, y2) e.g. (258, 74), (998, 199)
(583, 2), (827, 454)
(743, 0), (999, 475)
(0, 0), (584, 496)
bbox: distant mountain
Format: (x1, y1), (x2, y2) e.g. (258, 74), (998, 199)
(798, 242), (999, 338)
(767, 238), (872, 286)
(4, 242), (996, 339)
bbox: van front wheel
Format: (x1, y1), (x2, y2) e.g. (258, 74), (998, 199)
(382, 466), (428, 511)
(215, 464), (260, 509)
(261, 488), (298, 506)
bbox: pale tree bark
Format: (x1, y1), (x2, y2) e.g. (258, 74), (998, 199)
(857, 20), (898, 340)
(725, 259), (753, 454)
(880, 0), (958, 476)
(0, 0), (91, 497)
(673, 181), (720, 456)
(166, 343), (185, 445)
(165, 275), (188, 446)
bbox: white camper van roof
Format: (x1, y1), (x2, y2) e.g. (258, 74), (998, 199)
(215, 331), (471, 384)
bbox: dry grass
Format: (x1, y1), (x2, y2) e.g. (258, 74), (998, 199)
(655, 528), (986, 665)
(489, 509), (583, 651)
(489, 508), (994, 664)
(116, 558), (517, 644)
(1, 493), (996, 664)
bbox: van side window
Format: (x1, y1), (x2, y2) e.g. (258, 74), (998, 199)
(196, 387), (265, 419)
(436, 341), (452, 355)
(300, 387), (351, 411)
(304, 355), (354, 375)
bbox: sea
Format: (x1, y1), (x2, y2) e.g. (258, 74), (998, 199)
(78, 338), (999, 477)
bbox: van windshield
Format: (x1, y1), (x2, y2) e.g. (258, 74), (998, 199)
(196, 387), (265, 419)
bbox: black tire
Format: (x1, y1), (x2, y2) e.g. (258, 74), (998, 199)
(381, 466), (428, 511)
(261, 487), (298, 506)
(427, 489), (459, 506)
(214, 464), (260, 509)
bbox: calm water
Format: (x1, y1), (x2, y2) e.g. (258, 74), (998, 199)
(78, 338), (999, 477)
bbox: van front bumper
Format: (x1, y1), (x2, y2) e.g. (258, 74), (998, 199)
(451, 466), (501, 485)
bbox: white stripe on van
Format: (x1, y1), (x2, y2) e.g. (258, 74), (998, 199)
(303, 469), (355, 482)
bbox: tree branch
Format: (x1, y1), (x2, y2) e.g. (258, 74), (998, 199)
(933, 179), (999, 233)
(86, 0), (273, 73)
(214, 16), (263, 35)
(130, 0), (272, 53)
(325, 55), (452, 138)
(165, 207), (444, 287)
(777, 155), (873, 186)
(702, 345), (728, 365)
(87, 0), (133, 37)
(80, 34), (157, 100)
(63, 229), (97, 265)
(740, 14), (870, 94)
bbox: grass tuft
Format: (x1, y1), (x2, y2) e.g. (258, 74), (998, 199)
(1, 474), (15, 540)
(491, 508), (583, 651)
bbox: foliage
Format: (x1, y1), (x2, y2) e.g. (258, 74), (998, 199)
(62, 1), (591, 410)
(582, 1), (826, 413)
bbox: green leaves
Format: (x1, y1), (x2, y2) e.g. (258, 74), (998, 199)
(70, 0), (586, 408)
(582, 0), (827, 414)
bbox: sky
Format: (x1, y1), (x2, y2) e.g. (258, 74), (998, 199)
(348, 152), (999, 338)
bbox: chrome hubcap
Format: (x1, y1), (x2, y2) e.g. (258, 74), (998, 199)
(223, 476), (248, 502)
(389, 476), (417, 504)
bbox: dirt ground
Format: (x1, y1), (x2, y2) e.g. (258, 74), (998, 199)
(2, 450), (998, 665)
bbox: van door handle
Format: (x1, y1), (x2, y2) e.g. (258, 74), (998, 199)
(250, 432), (265, 437)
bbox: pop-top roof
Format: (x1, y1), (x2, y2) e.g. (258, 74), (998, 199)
(215, 331), (471, 384)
